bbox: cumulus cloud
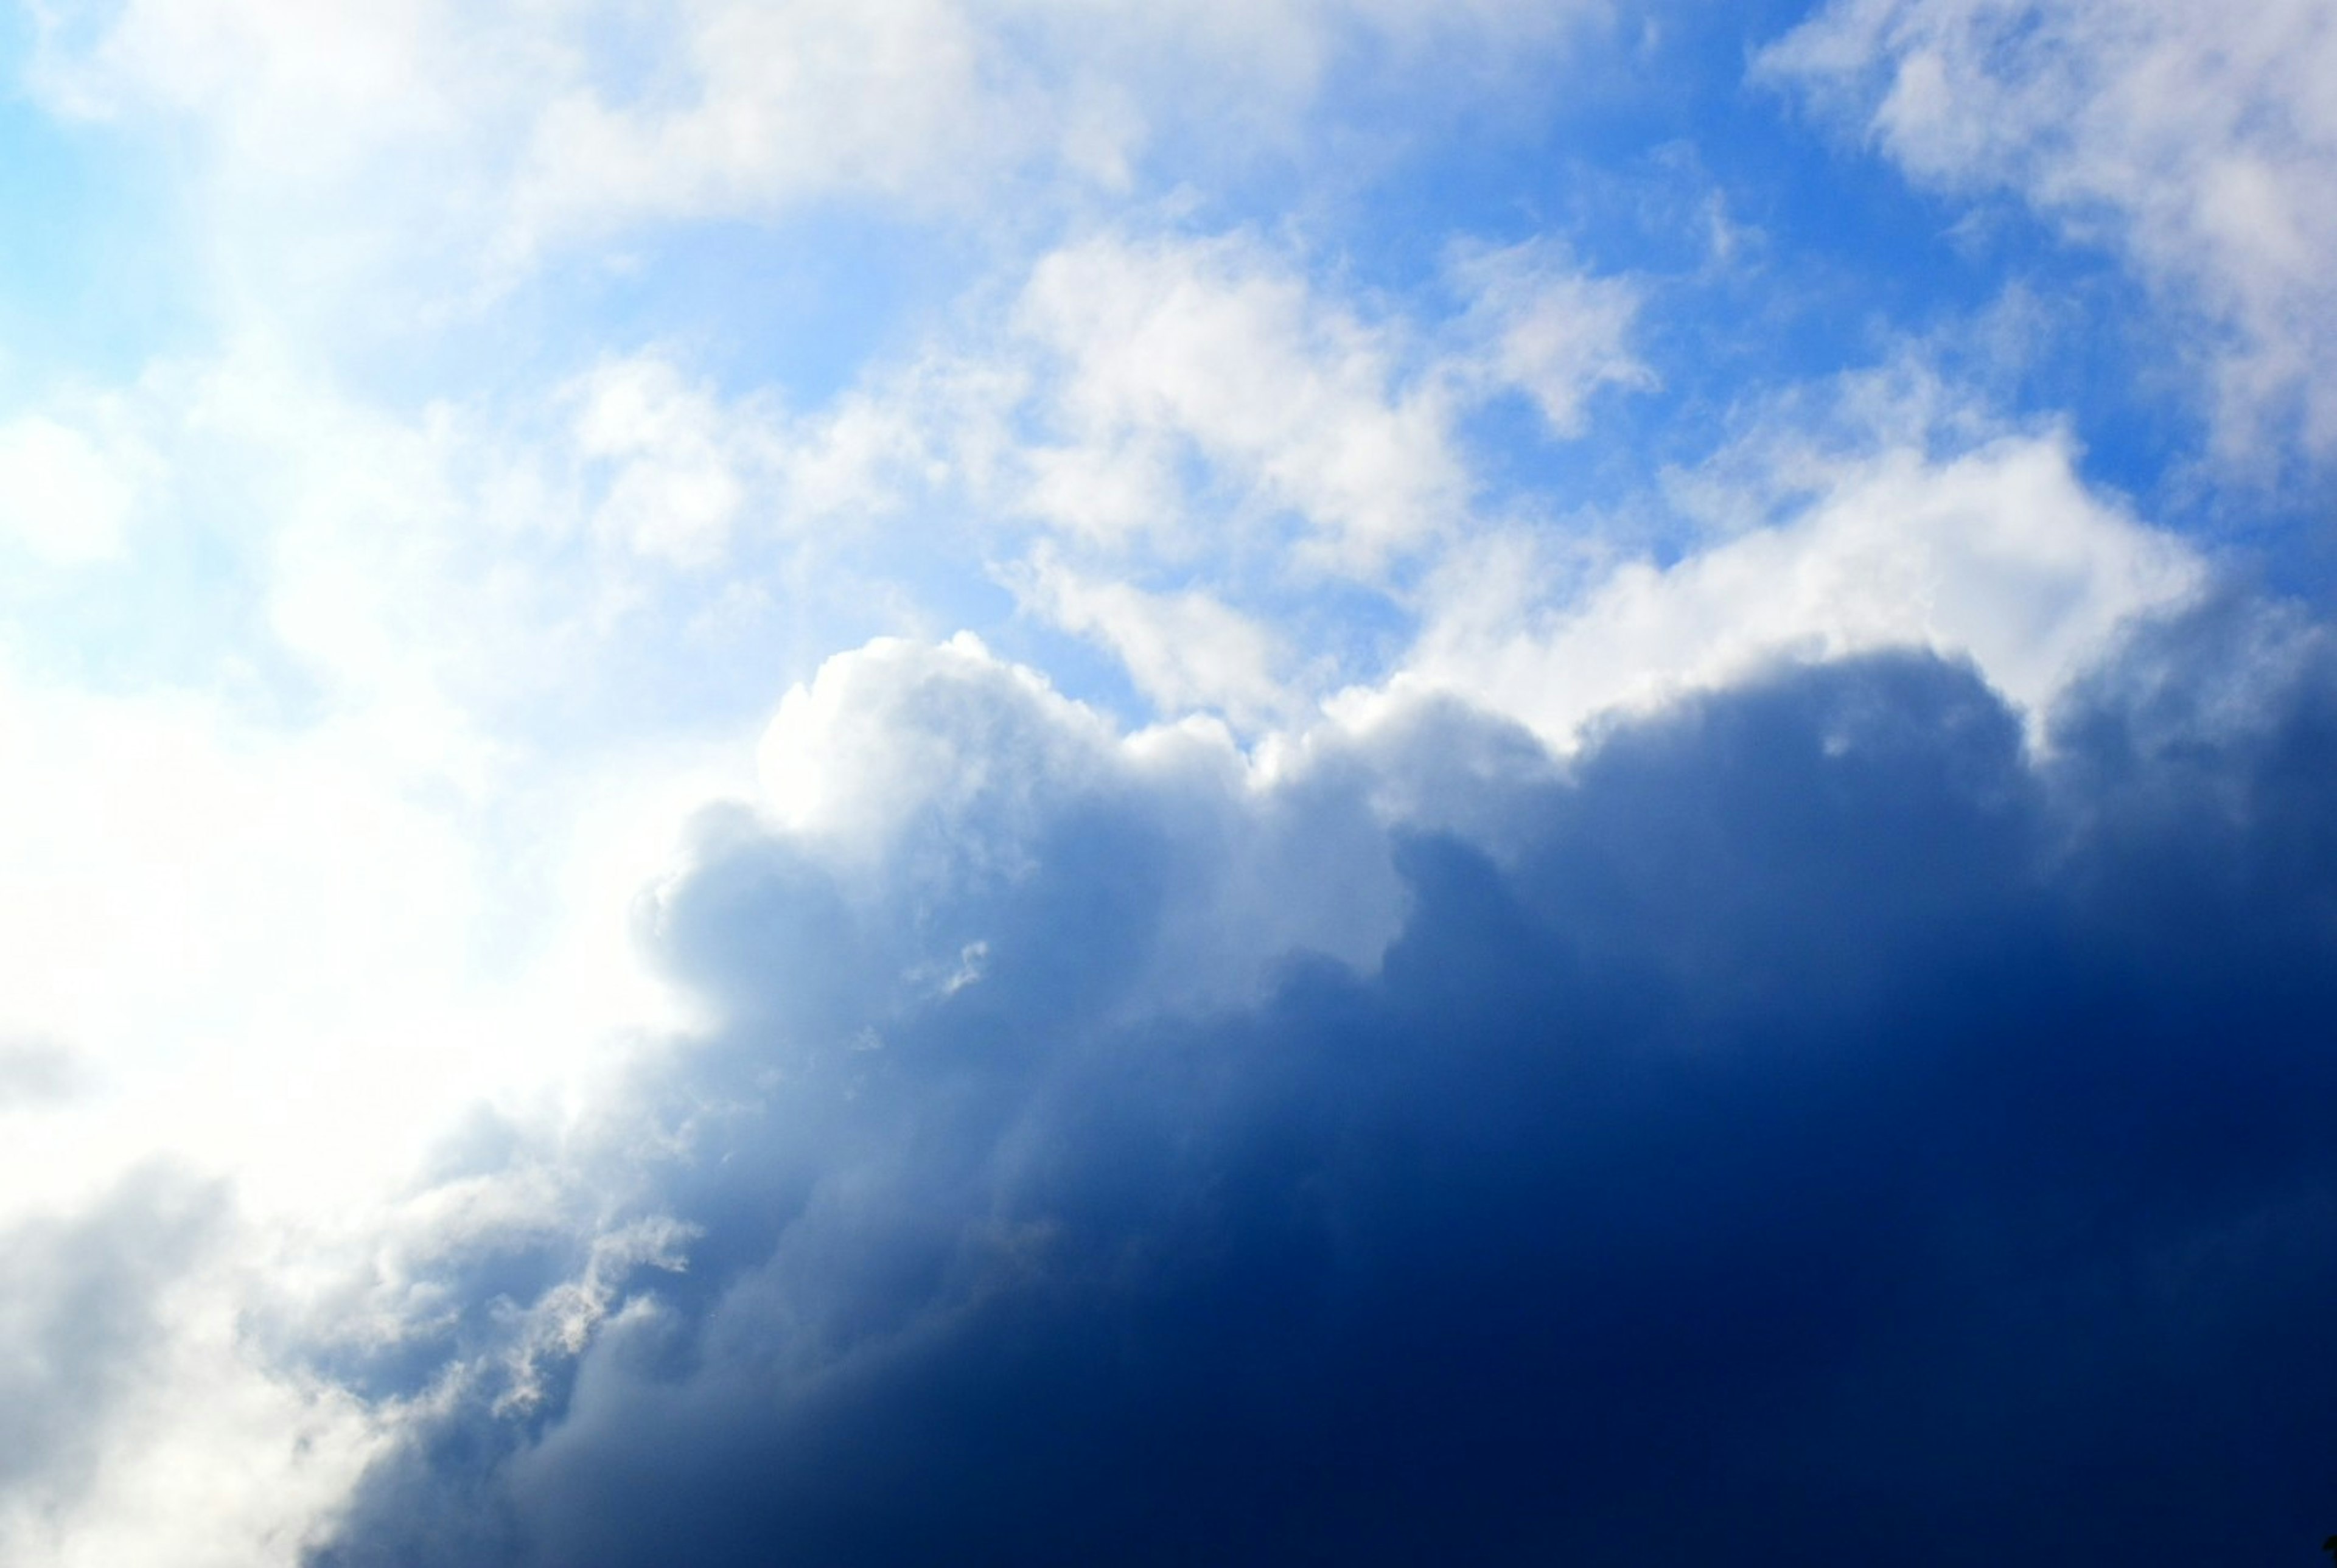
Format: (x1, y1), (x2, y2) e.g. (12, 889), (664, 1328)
(1394, 419), (2203, 745)
(290, 604), (2337, 1566)
(1760, 0), (2337, 462)
(1009, 230), (1474, 571)
(998, 229), (1653, 572)
(742, 635), (1401, 1010)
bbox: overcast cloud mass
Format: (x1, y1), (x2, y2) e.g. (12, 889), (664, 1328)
(0, 0), (2331, 1563)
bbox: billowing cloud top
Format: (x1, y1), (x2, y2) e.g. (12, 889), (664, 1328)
(0, 1), (2331, 1565)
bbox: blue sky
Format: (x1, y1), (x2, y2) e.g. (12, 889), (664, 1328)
(0, 1), (2333, 1562)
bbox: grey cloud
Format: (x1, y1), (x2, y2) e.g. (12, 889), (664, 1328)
(0, 1168), (223, 1505)
(0, 1041), (88, 1109)
(308, 604), (2337, 1566)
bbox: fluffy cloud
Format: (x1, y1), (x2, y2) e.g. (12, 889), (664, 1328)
(1761, 0), (2337, 462)
(1009, 230), (1474, 570)
(1396, 419), (2203, 745)
(1004, 230), (1651, 573)
(292, 604), (2337, 1566)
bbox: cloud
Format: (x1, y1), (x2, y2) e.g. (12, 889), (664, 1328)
(24, 0), (1603, 312)
(2, 11), (2326, 1564)
(0, 1042), (89, 1110)
(297, 602), (2337, 1566)
(0, 416), (141, 566)
(1759, 0), (2337, 463)
(698, 223), (1654, 716)
(0, 1171), (388, 1568)
(998, 229), (1651, 576)
(1442, 237), (1654, 436)
(570, 357), (780, 570)
(1392, 414), (2204, 746)
(0, 1171), (218, 1505)
(1009, 230), (1474, 571)
(1009, 551), (1303, 728)
(740, 634), (1402, 1012)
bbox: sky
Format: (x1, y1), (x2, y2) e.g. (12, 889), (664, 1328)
(0, 0), (2332, 1562)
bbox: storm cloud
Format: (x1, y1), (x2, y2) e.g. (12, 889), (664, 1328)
(307, 604), (2337, 1566)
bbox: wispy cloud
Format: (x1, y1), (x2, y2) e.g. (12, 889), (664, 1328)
(1762, 0), (2337, 465)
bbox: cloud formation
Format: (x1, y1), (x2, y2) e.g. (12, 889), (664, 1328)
(2, 2), (2332, 1562)
(301, 606), (2337, 1566)
(24, 0), (1602, 312)
(1764, 0), (2337, 462)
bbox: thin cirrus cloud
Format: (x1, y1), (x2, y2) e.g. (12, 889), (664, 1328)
(0, 1), (2330, 1564)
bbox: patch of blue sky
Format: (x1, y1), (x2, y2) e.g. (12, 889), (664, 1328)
(1223, 2), (2260, 563)
(0, 64), (196, 394)
(366, 203), (979, 417)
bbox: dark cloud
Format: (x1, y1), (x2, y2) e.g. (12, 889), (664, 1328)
(309, 613), (2337, 1566)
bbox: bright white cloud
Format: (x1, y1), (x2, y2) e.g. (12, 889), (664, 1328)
(1382, 423), (2203, 747)
(0, 417), (139, 565)
(1761, 0), (2337, 461)
(1012, 231), (1471, 571)
(755, 632), (1117, 872)
(1013, 551), (1302, 728)
(940, 226), (1651, 579)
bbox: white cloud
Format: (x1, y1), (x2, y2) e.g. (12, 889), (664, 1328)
(1444, 239), (1654, 436)
(1381, 423), (2204, 747)
(573, 357), (777, 569)
(0, 349), (788, 1231)
(1013, 551), (1302, 728)
(1012, 231), (1471, 571)
(980, 227), (1653, 579)
(755, 632), (1117, 874)
(1761, 0), (2337, 462)
(24, 0), (1602, 312)
(0, 417), (140, 565)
